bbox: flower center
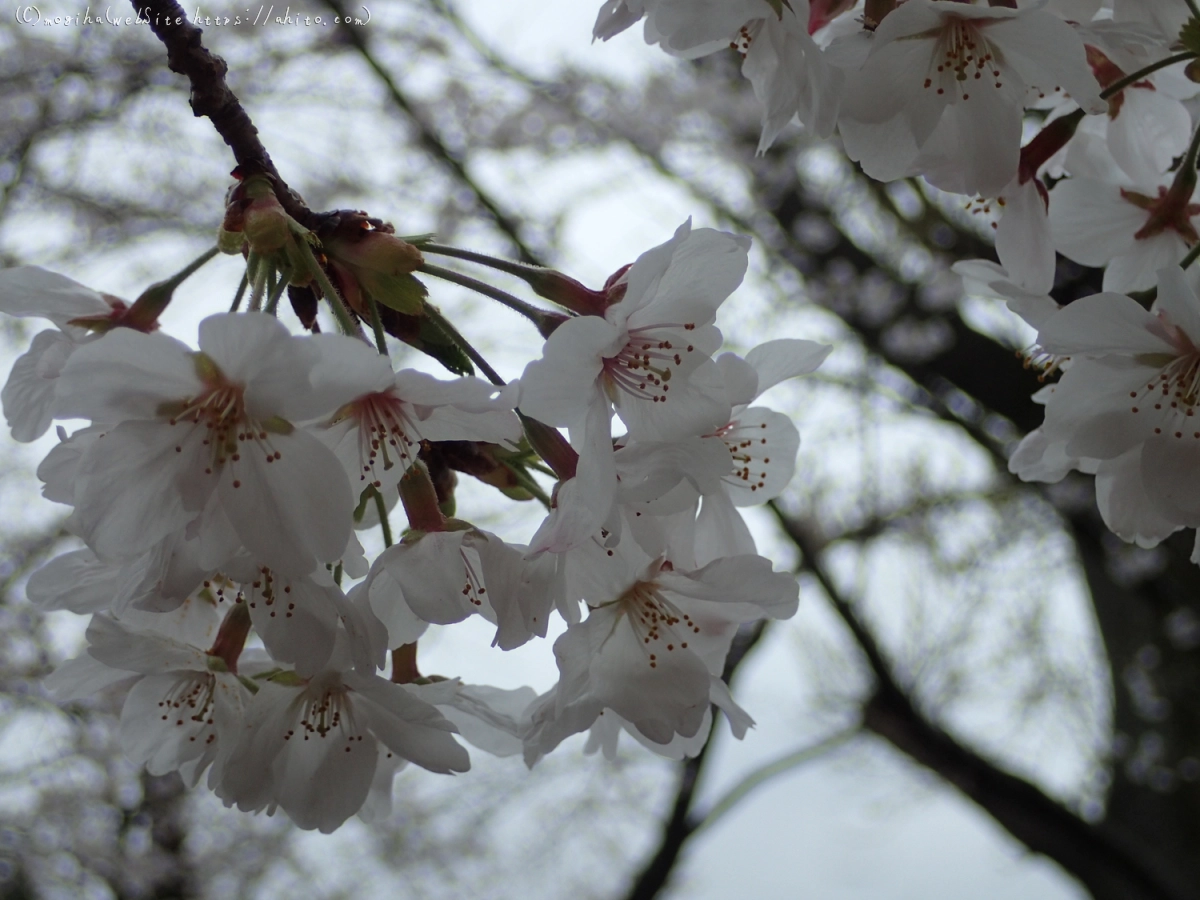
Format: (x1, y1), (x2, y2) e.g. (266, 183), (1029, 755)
(158, 672), (218, 743)
(242, 567), (298, 620)
(1120, 187), (1200, 245)
(613, 581), (701, 669)
(290, 681), (365, 751)
(347, 391), (421, 487)
(160, 355), (290, 485)
(715, 418), (772, 493)
(601, 324), (697, 406)
(1129, 330), (1200, 437)
(922, 18), (1002, 100)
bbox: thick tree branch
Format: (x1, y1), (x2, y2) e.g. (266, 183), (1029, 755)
(621, 622), (769, 900)
(771, 503), (1196, 900)
(128, 0), (315, 227)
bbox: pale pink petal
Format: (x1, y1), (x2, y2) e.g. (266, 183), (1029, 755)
(745, 339), (831, 398)
(519, 316), (620, 429)
(695, 492), (756, 566)
(304, 333), (395, 419)
(242, 573), (341, 678)
(45, 654), (136, 701)
(915, 83), (1023, 197)
(433, 683), (536, 758)
(614, 354), (731, 441)
(995, 179), (1055, 296)
(366, 565), (430, 647)
(84, 615), (206, 674)
(719, 407), (799, 505)
(350, 678), (470, 774)
(1141, 438), (1200, 521)
(375, 533), (481, 627)
(625, 228), (750, 328)
(273, 723), (378, 833)
(1049, 178), (1147, 267)
(56, 329), (200, 422)
(3, 330), (75, 441)
(120, 672), (220, 775)
(0, 266), (112, 326)
(594, 0), (642, 41)
(26, 548), (119, 613)
(1109, 88), (1192, 189)
(1095, 447), (1184, 546)
(217, 427), (353, 574)
(1104, 234), (1189, 294)
(1036, 293), (1172, 356)
(715, 353), (759, 408)
(582, 604), (712, 744)
(1155, 265), (1200, 344)
(987, 11), (1105, 114)
(659, 554), (799, 621)
(838, 116), (920, 184)
(74, 420), (206, 561)
(197, 313), (319, 420)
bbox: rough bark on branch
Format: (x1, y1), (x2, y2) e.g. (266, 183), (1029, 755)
(128, 0), (315, 227)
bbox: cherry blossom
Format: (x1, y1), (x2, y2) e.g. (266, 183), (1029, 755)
(0, 267), (136, 442)
(524, 530), (797, 760)
(519, 220), (746, 548)
(54, 312), (364, 575)
(1012, 267), (1200, 545)
(217, 648), (470, 833)
(366, 525), (563, 652)
(594, 0), (841, 149)
(46, 598), (250, 788)
(1049, 175), (1200, 293)
(836, 0), (1105, 197)
(308, 335), (520, 502)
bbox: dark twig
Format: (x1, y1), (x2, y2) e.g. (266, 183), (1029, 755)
(621, 622), (769, 900)
(128, 0), (315, 227)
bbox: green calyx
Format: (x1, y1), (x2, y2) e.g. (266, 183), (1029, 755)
(1180, 17), (1200, 57)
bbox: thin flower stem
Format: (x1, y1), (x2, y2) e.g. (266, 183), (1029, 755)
(421, 303), (506, 386)
(421, 242), (536, 279)
(137, 245), (220, 316)
(251, 266), (273, 312)
(298, 240), (363, 338)
(1100, 51), (1196, 100)
(246, 251), (264, 310)
(264, 266), (291, 315)
(1183, 116), (1200, 175)
(523, 459), (557, 478)
(419, 261), (551, 326)
(500, 461), (552, 510)
(1181, 241), (1200, 271)
(373, 488), (394, 548)
(367, 294), (389, 356)
(230, 272), (248, 312)
(1186, 0), (1200, 20)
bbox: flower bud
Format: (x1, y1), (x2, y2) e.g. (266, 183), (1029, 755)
(324, 221), (427, 315)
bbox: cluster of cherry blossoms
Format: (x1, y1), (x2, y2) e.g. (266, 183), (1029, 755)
(1, 206), (827, 832)
(16, 0), (1200, 840)
(598, 2), (1200, 556)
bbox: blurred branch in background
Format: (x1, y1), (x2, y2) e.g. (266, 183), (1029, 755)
(0, 1), (1197, 898)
